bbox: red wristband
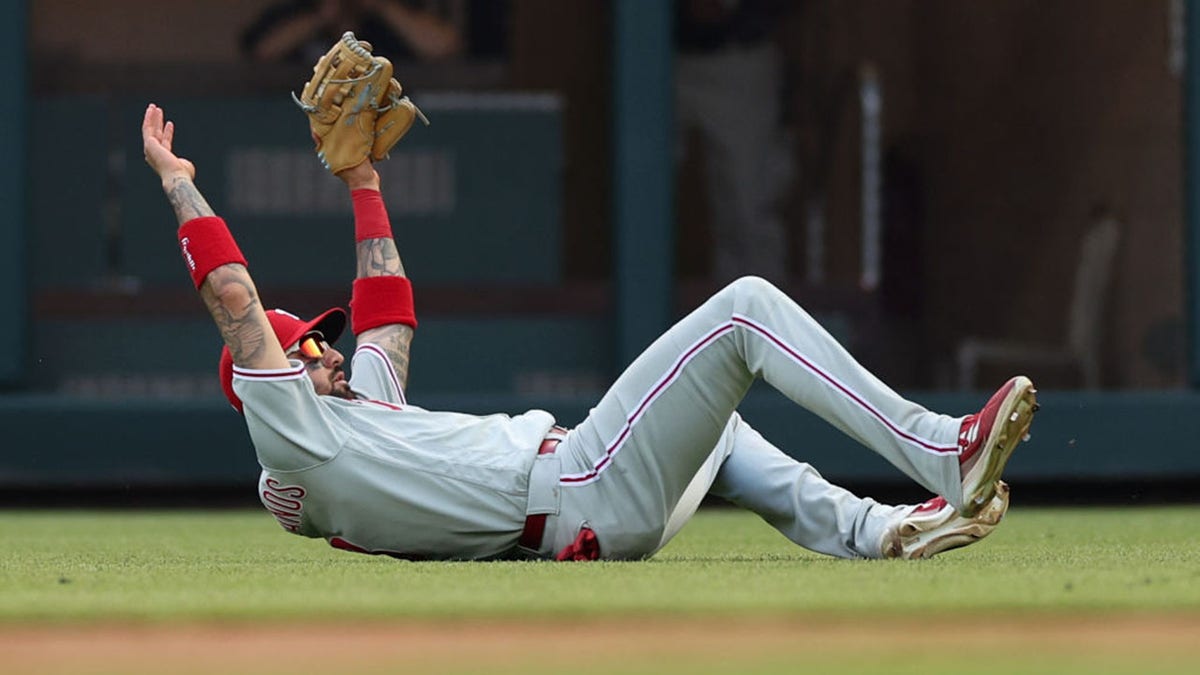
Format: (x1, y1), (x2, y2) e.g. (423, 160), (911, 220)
(178, 217), (247, 289)
(352, 189), (393, 242)
(351, 276), (417, 333)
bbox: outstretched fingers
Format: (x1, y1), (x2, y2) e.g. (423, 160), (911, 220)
(143, 103), (177, 150)
(142, 103), (194, 181)
(142, 104), (168, 163)
(142, 104), (163, 141)
(162, 120), (175, 152)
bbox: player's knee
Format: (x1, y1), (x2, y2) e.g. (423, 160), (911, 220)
(723, 274), (812, 320)
(708, 275), (792, 320)
(726, 275), (779, 302)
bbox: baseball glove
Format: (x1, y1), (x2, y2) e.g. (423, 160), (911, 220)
(292, 31), (429, 174)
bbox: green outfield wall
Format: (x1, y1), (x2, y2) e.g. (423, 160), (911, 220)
(1, 388), (1196, 487)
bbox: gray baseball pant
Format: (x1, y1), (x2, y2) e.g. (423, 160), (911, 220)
(541, 277), (963, 560)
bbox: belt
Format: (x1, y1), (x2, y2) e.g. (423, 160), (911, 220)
(519, 427), (567, 551)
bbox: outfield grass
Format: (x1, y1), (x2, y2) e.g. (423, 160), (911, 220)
(1, 505), (1198, 622)
(1, 506), (1198, 674)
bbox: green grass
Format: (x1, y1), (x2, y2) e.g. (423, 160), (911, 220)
(1, 505), (1198, 622)
(2, 507), (1198, 674)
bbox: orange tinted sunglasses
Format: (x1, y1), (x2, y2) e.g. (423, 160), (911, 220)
(294, 332), (327, 360)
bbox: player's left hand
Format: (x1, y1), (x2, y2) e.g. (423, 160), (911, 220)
(293, 32), (428, 175)
(142, 103), (196, 184)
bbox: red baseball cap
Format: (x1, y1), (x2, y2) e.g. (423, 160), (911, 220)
(218, 307), (347, 413)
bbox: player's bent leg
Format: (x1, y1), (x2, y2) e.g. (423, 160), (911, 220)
(880, 481), (1011, 559)
(708, 415), (905, 559)
(704, 417), (1012, 560)
(555, 276), (932, 557)
(551, 277), (1024, 557)
(718, 276), (965, 504)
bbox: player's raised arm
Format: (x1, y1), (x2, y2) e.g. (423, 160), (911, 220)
(142, 103), (289, 372)
(339, 161), (417, 390)
(289, 32), (426, 391)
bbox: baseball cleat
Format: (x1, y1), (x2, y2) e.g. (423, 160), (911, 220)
(881, 481), (1010, 559)
(957, 376), (1038, 517)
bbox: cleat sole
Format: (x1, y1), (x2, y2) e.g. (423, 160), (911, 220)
(960, 377), (1037, 517)
(900, 482), (1010, 559)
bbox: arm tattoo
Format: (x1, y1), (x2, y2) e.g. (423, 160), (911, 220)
(378, 326), (414, 389)
(353, 233), (412, 384)
(200, 264), (269, 365)
(360, 325), (414, 389)
(165, 176), (216, 224)
(356, 238), (406, 278)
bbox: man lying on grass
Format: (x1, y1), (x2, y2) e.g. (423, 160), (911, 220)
(140, 42), (1036, 562)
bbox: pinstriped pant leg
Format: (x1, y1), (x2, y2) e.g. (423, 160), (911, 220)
(722, 277), (964, 507)
(709, 415), (906, 559)
(556, 276), (962, 559)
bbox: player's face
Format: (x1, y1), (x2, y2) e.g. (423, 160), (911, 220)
(289, 332), (354, 400)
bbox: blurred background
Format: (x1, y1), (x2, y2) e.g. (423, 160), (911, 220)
(1, 0), (1197, 501)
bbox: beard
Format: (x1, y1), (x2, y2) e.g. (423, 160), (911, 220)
(329, 379), (355, 400)
(307, 367), (355, 400)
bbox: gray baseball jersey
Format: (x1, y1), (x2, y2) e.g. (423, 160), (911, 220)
(235, 343), (556, 560)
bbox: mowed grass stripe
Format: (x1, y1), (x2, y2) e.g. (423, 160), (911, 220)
(0, 506), (1198, 622)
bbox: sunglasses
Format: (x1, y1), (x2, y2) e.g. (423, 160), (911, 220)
(293, 332), (328, 362)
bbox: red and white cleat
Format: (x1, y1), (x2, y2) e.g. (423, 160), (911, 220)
(957, 376), (1038, 518)
(882, 481), (1010, 559)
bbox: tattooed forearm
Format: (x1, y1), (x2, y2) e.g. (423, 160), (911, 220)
(378, 326), (413, 388)
(199, 264), (269, 365)
(165, 176), (216, 224)
(359, 325), (414, 388)
(356, 238), (406, 278)
(352, 222), (413, 382)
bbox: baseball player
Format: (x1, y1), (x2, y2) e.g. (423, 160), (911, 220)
(140, 37), (1037, 563)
